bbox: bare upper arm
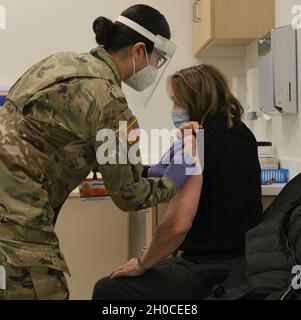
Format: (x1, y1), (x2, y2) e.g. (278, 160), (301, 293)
(160, 134), (203, 234)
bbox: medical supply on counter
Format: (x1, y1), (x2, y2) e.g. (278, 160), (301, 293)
(258, 142), (279, 169)
(259, 156), (279, 169)
(261, 168), (289, 185)
(79, 171), (110, 201)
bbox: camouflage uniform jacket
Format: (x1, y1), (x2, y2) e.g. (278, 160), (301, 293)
(0, 46), (176, 274)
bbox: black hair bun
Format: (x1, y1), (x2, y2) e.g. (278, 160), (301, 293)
(93, 17), (114, 49)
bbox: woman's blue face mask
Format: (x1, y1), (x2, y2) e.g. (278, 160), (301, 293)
(171, 108), (190, 128)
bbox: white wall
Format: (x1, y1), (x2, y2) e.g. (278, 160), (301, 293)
(0, 0), (244, 135)
(244, 0), (301, 177)
(3, 1), (298, 167)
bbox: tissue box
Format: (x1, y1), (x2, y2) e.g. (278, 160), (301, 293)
(259, 155), (279, 169)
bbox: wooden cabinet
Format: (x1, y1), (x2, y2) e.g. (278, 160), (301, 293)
(192, 0), (275, 56)
(193, 0), (213, 55)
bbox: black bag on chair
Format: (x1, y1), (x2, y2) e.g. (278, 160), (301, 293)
(207, 173), (301, 300)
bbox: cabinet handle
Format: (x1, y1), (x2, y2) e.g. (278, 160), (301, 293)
(289, 82), (292, 102)
(193, 0), (202, 23)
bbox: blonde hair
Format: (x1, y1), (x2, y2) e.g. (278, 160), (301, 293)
(168, 64), (244, 129)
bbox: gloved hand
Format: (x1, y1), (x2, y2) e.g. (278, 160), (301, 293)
(148, 162), (167, 178)
(149, 139), (184, 178)
(163, 152), (197, 189)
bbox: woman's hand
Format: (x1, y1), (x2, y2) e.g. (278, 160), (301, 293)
(179, 122), (203, 135)
(111, 259), (146, 279)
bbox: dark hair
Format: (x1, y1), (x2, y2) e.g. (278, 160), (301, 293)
(93, 4), (171, 53)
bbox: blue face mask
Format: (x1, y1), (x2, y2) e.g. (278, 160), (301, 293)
(172, 109), (190, 128)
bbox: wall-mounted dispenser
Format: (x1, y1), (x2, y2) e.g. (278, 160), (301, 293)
(258, 25), (298, 115)
(258, 33), (274, 113)
(273, 26), (298, 114)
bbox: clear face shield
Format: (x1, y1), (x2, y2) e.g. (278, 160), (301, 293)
(116, 16), (177, 108)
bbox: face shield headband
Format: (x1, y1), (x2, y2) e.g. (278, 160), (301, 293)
(116, 15), (177, 107)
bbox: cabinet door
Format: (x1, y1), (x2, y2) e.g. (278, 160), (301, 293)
(192, 0), (214, 55)
(214, 0), (275, 40)
(55, 199), (129, 300)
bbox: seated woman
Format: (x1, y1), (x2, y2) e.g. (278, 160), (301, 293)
(92, 64), (263, 300)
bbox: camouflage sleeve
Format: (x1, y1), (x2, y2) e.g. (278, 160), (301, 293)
(94, 98), (176, 212)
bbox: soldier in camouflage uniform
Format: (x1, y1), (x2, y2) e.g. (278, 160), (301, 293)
(0, 5), (181, 299)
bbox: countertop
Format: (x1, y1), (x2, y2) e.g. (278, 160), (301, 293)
(71, 184), (287, 199)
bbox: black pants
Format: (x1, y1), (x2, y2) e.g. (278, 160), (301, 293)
(92, 257), (237, 300)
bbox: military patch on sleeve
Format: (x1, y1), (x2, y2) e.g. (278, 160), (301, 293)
(125, 118), (140, 145)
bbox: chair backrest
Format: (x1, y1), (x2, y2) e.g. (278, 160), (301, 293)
(211, 174), (301, 300)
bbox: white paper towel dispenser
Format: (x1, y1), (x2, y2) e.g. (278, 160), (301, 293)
(258, 25), (298, 115)
(258, 33), (274, 113)
(273, 26), (298, 114)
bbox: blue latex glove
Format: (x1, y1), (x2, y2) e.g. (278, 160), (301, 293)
(149, 139), (184, 178)
(161, 139), (184, 165)
(148, 162), (167, 178)
(163, 152), (197, 189)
